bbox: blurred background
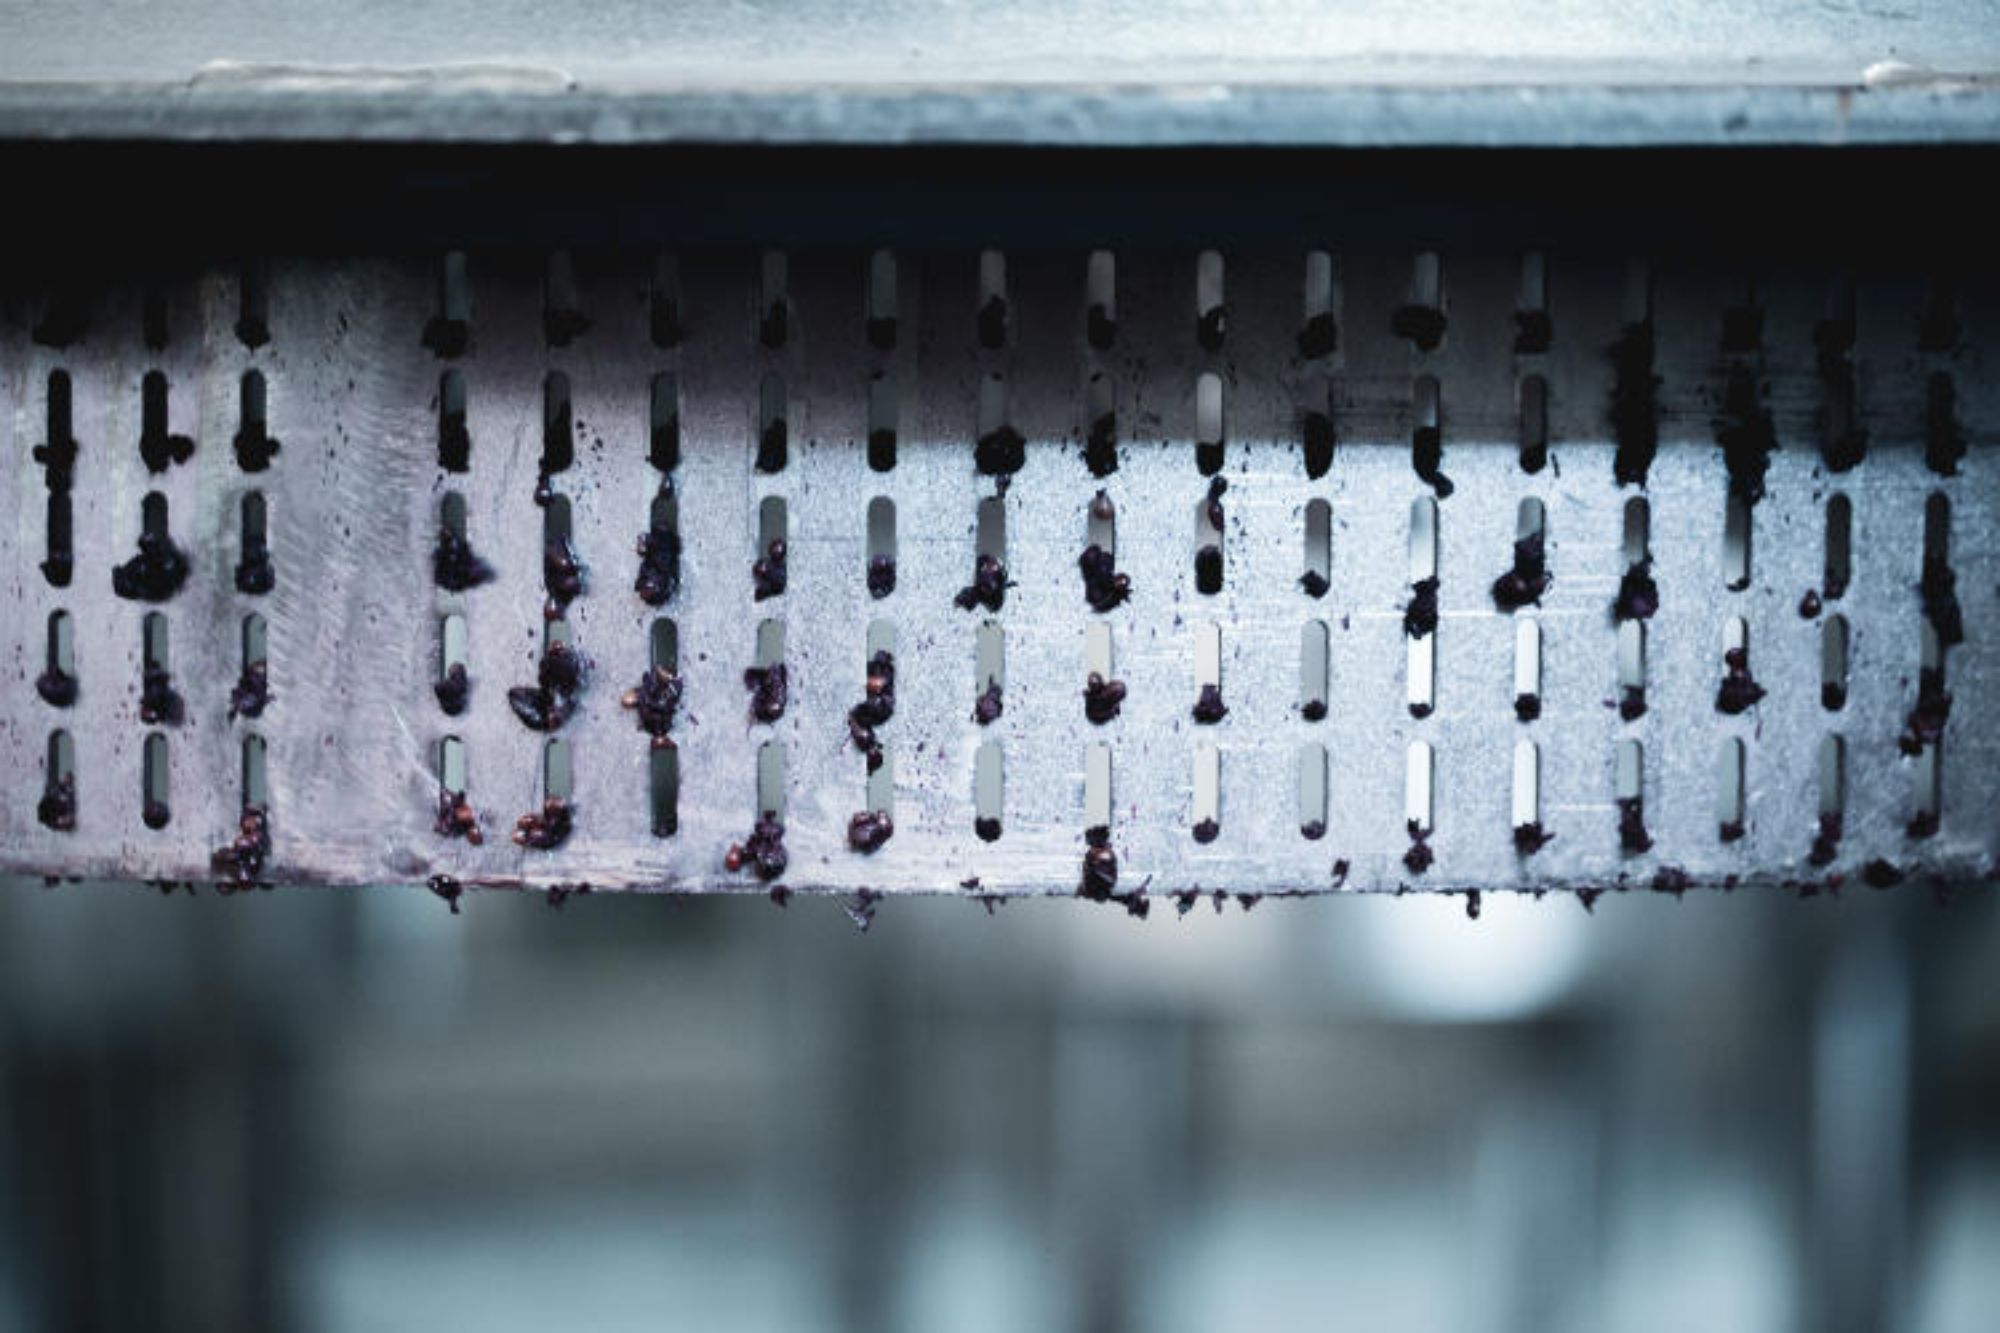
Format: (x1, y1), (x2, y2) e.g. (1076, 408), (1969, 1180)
(0, 880), (1994, 1333)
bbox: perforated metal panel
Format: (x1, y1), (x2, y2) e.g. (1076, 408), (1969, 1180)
(3, 247), (1994, 900)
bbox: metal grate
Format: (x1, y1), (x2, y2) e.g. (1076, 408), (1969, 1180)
(4, 249), (1993, 900)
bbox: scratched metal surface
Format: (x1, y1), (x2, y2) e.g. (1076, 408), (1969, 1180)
(2, 252), (1994, 896)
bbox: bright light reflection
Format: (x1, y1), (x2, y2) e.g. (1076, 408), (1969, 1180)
(1355, 890), (1587, 1021)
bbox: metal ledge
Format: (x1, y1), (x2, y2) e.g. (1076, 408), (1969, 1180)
(1, 0), (1998, 146)
(3, 82), (1999, 147)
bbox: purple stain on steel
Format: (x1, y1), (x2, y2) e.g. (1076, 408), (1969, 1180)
(1391, 302), (1445, 351)
(743, 662), (788, 724)
(1490, 531), (1549, 611)
(545, 304), (591, 349)
(1613, 559), (1659, 622)
(34, 431), (77, 488)
(843, 890), (884, 933)
(210, 804), (272, 888)
(432, 527), (494, 593)
(1202, 475), (1227, 533)
(422, 315), (469, 359)
(513, 796), (575, 851)
(1412, 423), (1453, 498)
(1078, 545), (1131, 612)
(847, 810), (894, 853)
(1925, 374), (1966, 477)
(435, 789), (482, 844)
(634, 510), (681, 607)
(1863, 860), (1904, 889)
(138, 423), (195, 474)
(757, 415), (787, 474)
(1920, 551), (1965, 647)
(848, 652), (896, 766)
(1808, 812), (1843, 868)
(751, 539), (788, 601)
(434, 663), (470, 716)
(955, 554), (1008, 612)
(547, 882), (591, 909)
(724, 813), (787, 880)
(1819, 362), (1868, 472)
(1403, 577), (1439, 639)
(975, 422), (1026, 476)
(1403, 821), (1434, 875)
(972, 681), (1003, 726)
(1194, 545), (1224, 594)
(229, 661), (271, 720)
(1088, 302), (1116, 350)
(139, 664), (183, 726)
(1513, 822), (1554, 855)
(235, 530), (274, 596)
(848, 720), (883, 771)
(1085, 411), (1118, 477)
(1196, 304), (1227, 352)
(1717, 365), (1776, 506)
(1077, 824), (1120, 901)
(37, 774), (77, 832)
(867, 309), (896, 350)
(427, 874), (464, 914)
(1609, 323), (1659, 487)
(31, 291), (89, 350)
(1083, 673), (1126, 724)
(1298, 312), (1338, 359)
(622, 665), (684, 746)
(1898, 667), (1951, 754)
(977, 295), (1008, 349)
(1617, 798), (1652, 854)
(544, 532), (585, 606)
(1715, 647), (1765, 715)
(113, 529), (190, 603)
(867, 555), (897, 599)
(1514, 309), (1552, 355)
(1302, 409), (1336, 478)
(437, 402), (470, 472)
(36, 666), (78, 709)
(508, 639), (586, 733)
(234, 414), (280, 473)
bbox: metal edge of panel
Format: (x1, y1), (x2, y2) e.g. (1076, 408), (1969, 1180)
(1, 82), (1998, 148)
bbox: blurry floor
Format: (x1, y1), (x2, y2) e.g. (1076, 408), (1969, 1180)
(0, 880), (1994, 1333)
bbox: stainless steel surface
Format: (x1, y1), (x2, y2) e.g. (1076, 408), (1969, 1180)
(1, 0), (1998, 145)
(4, 251), (1994, 896)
